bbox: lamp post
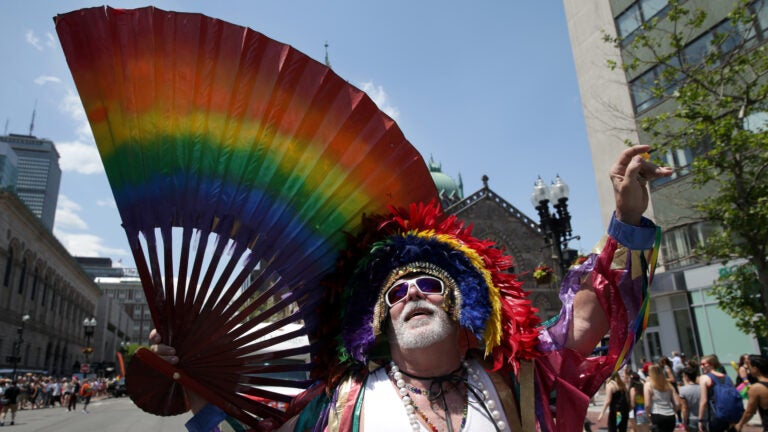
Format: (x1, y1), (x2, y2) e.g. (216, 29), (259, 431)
(531, 175), (580, 278)
(9, 314), (31, 381)
(82, 317), (97, 364)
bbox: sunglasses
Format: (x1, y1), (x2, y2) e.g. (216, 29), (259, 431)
(385, 275), (446, 307)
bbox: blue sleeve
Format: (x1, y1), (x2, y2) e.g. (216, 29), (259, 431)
(185, 404), (227, 432)
(607, 212), (657, 250)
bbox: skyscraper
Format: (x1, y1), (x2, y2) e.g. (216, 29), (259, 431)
(0, 134), (62, 230)
(0, 141), (18, 191)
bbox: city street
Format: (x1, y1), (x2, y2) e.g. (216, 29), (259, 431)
(2, 396), (191, 432)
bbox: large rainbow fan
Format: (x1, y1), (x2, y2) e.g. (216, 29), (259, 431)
(55, 6), (438, 426)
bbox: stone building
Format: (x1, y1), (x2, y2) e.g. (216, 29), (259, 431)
(0, 190), (100, 376)
(431, 168), (562, 319)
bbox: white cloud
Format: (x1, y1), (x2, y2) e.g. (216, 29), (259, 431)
(57, 141), (103, 174)
(45, 32), (56, 48)
(34, 75), (61, 85)
(53, 230), (128, 258)
(55, 195), (87, 230)
(60, 88), (92, 140)
(96, 198), (117, 209)
(25, 30), (43, 51)
(359, 81), (400, 121)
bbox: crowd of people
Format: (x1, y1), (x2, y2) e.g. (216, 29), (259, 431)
(0, 374), (121, 425)
(595, 352), (768, 432)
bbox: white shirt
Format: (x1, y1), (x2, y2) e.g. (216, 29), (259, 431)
(362, 359), (507, 431)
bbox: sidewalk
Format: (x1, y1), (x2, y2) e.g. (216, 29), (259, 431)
(585, 388), (763, 431)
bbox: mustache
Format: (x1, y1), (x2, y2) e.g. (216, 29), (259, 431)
(399, 300), (441, 321)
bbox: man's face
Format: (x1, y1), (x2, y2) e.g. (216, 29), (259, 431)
(385, 275), (457, 349)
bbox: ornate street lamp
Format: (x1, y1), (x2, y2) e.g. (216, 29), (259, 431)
(531, 175), (580, 278)
(9, 314), (31, 381)
(82, 317), (97, 364)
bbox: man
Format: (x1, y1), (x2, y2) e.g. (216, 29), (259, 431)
(0, 381), (20, 426)
(699, 355), (742, 432)
(672, 352), (685, 383)
(152, 145), (672, 431)
(679, 366), (701, 431)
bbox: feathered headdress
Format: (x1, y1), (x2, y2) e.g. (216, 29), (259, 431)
(314, 202), (542, 385)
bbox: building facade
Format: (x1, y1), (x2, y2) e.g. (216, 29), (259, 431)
(0, 134), (62, 230)
(0, 191), (100, 376)
(564, 0), (763, 366)
(96, 273), (153, 344)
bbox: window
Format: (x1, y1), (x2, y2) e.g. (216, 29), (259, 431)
(651, 147), (694, 187)
(615, 0), (670, 40)
(17, 260), (26, 294)
(660, 222), (716, 269)
(30, 270), (38, 300)
(3, 249), (12, 286)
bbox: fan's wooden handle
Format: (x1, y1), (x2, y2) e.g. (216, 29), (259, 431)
(133, 347), (242, 415)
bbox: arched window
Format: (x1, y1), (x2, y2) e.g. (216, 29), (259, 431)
(18, 259), (27, 294)
(3, 248), (12, 286)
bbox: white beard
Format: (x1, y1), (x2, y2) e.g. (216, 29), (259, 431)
(387, 300), (456, 349)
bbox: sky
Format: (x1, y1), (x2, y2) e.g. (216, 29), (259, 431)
(0, 1), (608, 269)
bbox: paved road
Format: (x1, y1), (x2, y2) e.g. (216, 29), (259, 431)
(1, 396), (192, 431)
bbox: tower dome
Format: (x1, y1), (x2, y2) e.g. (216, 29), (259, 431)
(428, 157), (463, 207)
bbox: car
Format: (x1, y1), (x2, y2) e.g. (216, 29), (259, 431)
(108, 378), (127, 397)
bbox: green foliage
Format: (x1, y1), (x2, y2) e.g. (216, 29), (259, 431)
(710, 264), (768, 335)
(605, 0), (768, 326)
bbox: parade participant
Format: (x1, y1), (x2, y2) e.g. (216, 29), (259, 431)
(0, 381), (20, 426)
(735, 355), (768, 432)
(644, 364), (680, 432)
(598, 371), (630, 432)
(699, 355), (744, 432)
(152, 145), (672, 431)
(679, 366), (701, 431)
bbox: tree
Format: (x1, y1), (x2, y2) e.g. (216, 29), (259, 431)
(604, 0), (768, 336)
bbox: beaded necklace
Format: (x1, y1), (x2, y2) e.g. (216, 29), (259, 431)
(389, 360), (507, 432)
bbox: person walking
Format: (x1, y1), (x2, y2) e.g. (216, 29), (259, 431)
(0, 381), (20, 426)
(735, 354), (768, 431)
(629, 371), (650, 432)
(80, 380), (93, 414)
(679, 366), (701, 431)
(645, 364), (680, 432)
(66, 377), (80, 412)
(599, 371), (631, 432)
(699, 354), (744, 432)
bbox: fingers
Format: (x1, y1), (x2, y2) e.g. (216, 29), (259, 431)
(148, 328), (179, 365)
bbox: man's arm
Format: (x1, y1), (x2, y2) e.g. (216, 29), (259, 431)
(564, 145), (671, 355)
(698, 376), (709, 431)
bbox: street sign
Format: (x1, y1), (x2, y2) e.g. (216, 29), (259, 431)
(80, 363), (90, 373)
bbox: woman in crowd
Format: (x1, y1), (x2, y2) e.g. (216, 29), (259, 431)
(629, 371), (650, 432)
(599, 370), (631, 432)
(645, 364), (680, 432)
(735, 354), (768, 432)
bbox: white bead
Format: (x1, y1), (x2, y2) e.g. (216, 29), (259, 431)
(402, 396), (412, 404)
(394, 371), (403, 380)
(492, 410), (501, 420)
(486, 399), (496, 410)
(482, 390), (490, 399)
(400, 388), (409, 396)
(397, 379), (405, 388)
(497, 420), (507, 430)
(405, 404), (415, 414)
(477, 381), (485, 390)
